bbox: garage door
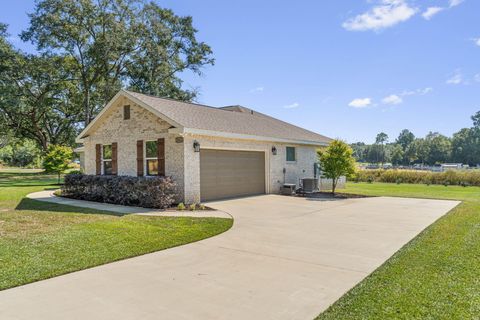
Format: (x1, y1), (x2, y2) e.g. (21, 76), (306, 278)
(200, 149), (266, 201)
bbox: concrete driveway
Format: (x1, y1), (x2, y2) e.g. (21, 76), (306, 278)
(0, 195), (459, 320)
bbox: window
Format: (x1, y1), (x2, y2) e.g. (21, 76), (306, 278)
(145, 141), (158, 176)
(286, 146), (296, 162)
(103, 144), (113, 175)
(123, 105), (130, 120)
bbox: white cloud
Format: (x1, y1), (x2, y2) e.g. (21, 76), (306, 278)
(249, 86), (264, 93)
(449, 0), (464, 7)
(283, 102), (300, 109)
(400, 87), (433, 96)
(342, 0), (418, 32)
(348, 98), (372, 108)
(446, 71), (464, 85)
(382, 94), (403, 105)
(422, 7), (444, 20)
(472, 38), (480, 47)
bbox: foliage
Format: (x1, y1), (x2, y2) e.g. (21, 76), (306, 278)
(22, 0), (214, 126)
(177, 202), (186, 210)
(43, 145), (73, 182)
(189, 203), (196, 211)
(318, 140), (356, 194)
(0, 139), (42, 167)
(62, 174), (177, 209)
(354, 169), (480, 186)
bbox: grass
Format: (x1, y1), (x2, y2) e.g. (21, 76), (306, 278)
(0, 169), (232, 291)
(317, 182), (480, 320)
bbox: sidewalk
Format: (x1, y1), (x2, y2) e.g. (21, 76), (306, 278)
(27, 190), (232, 218)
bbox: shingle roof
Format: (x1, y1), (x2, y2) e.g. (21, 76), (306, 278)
(125, 90), (332, 145)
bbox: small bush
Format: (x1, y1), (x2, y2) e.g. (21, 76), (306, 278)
(189, 203), (196, 211)
(177, 202), (186, 210)
(62, 174), (177, 209)
(367, 176), (374, 184)
(199, 204), (206, 210)
(396, 178), (402, 185)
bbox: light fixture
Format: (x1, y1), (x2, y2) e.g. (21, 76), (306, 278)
(193, 140), (200, 152)
(271, 146), (277, 155)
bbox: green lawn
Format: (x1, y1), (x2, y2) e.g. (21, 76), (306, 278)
(317, 182), (480, 320)
(0, 169), (232, 291)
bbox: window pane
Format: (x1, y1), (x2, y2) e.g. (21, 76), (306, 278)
(103, 145), (112, 160)
(147, 159), (159, 176)
(104, 161), (113, 175)
(146, 141), (158, 158)
(286, 147), (296, 161)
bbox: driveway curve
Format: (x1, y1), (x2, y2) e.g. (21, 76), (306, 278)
(0, 195), (459, 320)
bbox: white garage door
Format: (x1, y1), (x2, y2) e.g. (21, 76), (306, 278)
(200, 149), (266, 201)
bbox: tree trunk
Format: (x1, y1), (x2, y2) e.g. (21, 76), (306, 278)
(332, 178), (337, 195)
(84, 88), (91, 126)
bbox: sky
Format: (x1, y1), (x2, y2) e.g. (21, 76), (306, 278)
(1, 0), (479, 143)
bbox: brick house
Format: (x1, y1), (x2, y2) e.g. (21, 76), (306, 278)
(76, 90), (333, 203)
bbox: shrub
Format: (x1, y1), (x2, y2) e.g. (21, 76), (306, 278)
(351, 169), (480, 187)
(44, 145), (73, 183)
(189, 203), (196, 211)
(62, 174), (177, 209)
(199, 204), (206, 210)
(177, 203), (186, 210)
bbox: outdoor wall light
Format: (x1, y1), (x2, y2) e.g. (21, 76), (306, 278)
(271, 146), (277, 155)
(193, 140), (200, 152)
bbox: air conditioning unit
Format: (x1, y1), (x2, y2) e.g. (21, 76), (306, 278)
(301, 178), (319, 193)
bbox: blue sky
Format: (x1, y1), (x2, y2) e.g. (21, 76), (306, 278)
(1, 0), (479, 143)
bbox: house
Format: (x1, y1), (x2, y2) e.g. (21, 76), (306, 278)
(76, 90), (333, 203)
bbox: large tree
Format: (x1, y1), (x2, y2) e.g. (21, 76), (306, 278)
(22, 0), (214, 126)
(0, 48), (80, 150)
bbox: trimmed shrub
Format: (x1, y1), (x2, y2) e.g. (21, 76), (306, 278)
(353, 169), (480, 186)
(62, 173), (177, 209)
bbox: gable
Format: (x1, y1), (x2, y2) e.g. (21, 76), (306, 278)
(76, 92), (179, 142)
(80, 95), (173, 140)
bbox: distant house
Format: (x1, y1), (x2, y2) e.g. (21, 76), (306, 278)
(76, 90), (332, 203)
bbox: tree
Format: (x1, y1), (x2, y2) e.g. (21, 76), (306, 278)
(0, 51), (81, 151)
(411, 138), (429, 165)
(390, 144), (404, 166)
(425, 132), (451, 165)
(375, 132), (389, 165)
(43, 145), (73, 183)
(472, 111), (480, 129)
(350, 142), (367, 162)
(396, 129), (415, 150)
(22, 0), (214, 126)
(318, 140), (356, 195)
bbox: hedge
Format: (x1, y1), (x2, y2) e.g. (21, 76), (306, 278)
(62, 173), (177, 209)
(353, 169), (480, 186)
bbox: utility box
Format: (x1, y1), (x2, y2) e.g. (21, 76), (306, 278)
(281, 183), (296, 195)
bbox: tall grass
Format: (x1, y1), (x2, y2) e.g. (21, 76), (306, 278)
(353, 169), (480, 186)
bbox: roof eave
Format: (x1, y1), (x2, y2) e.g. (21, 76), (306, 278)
(182, 128), (330, 147)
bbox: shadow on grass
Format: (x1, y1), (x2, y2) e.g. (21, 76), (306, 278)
(15, 198), (127, 217)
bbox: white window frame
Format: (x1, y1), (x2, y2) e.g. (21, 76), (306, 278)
(145, 140), (159, 176)
(102, 144), (113, 175)
(286, 146), (296, 162)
